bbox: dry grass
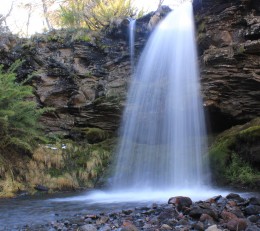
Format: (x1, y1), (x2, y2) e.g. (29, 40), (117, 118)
(33, 145), (64, 169)
(0, 141), (112, 197)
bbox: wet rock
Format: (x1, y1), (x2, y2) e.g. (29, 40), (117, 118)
(249, 197), (260, 206)
(142, 223), (152, 229)
(226, 218), (247, 231)
(158, 208), (177, 222)
(206, 195), (222, 203)
(175, 216), (188, 225)
(246, 225), (260, 231)
(192, 221), (205, 230)
(245, 204), (260, 215)
(247, 214), (260, 223)
(168, 196), (192, 211)
(17, 193), (260, 231)
(99, 224), (111, 231)
(96, 216), (109, 225)
(161, 223), (172, 230)
(226, 193), (245, 202)
(121, 221), (138, 231)
(205, 224), (222, 231)
(221, 210), (238, 221)
(79, 224), (97, 231)
(122, 209), (133, 215)
(34, 184), (49, 192)
(189, 205), (218, 220)
(200, 213), (214, 222)
(229, 208), (245, 218)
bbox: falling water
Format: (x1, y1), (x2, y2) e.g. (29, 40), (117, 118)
(111, 2), (210, 191)
(129, 19), (136, 73)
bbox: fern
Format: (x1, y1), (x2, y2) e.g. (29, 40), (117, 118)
(0, 61), (50, 158)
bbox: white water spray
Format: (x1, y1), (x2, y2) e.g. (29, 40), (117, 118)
(111, 2), (211, 192)
(50, 3), (236, 204)
(129, 19), (136, 73)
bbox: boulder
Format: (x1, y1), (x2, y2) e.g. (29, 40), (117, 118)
(168, 196), (192, 211)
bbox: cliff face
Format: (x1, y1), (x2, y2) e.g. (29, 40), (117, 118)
(196, 0), (260, 131)
(0, 29), (134, 140)
(0, 0), (259, 140)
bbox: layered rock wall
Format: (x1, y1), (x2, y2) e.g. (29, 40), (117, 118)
(196, 0), (260, 131)
(0, 0), (259, 139)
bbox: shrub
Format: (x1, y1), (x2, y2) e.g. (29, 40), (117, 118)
(57, 0), (138, 30)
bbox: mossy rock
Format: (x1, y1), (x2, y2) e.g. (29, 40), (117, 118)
(83, 127), (110, 144)
(209, 117), (260, 189)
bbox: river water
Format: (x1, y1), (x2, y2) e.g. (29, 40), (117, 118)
(0, 188), (259, 229)
(0, 191), (150, 229)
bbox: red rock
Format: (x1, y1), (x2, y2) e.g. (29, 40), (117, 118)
(221, 210), (238, 221)
(228, 200), (237, 207)
(226, 218), (247, 231)
(121, 221), (139, 231)
(168, 196), (192, 211)
(200, 213), (214, 222)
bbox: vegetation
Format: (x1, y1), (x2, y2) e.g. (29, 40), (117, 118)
(0, 61), (48, 159)
(0, 61), (52, 196)
(209, 118), (260, 188)
(225, 153), (255, 184)
(0, 63), (115, 196)
(26, 140), (113, 191)
(57, 0), (139, 30)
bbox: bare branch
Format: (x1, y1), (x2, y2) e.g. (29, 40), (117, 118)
(157, 0), (165, 9)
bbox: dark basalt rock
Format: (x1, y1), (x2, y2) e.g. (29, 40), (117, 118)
(34, 184), (49, 192)
(168, 196), (193, 211)
(0, 0), (259, 139)
(196, 0), (260, 132)
(25, 194), (260, 231)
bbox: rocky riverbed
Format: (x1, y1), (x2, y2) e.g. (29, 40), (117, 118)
(17, 193), (260, 231)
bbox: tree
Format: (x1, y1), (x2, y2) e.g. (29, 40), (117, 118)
(18, 0), (57, 35)
(0, 61), (49, 163)
(58, 0), (86, 28)
(41, 0), (53, 30)
(23, 3), (33, 37)
(157, 0), (164, 9)
(57, 0), (138, 30)
(0, 1), (14, 33)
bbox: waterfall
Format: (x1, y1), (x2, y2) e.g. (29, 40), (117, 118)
(111, 2), (211, 191)
(129, 19), (136, 73)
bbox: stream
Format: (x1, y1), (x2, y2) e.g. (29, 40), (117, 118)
(0, 188), (259, 230)
(0, 190), (154, 230)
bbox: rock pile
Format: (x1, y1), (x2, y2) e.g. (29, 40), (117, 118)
(26, 193), (260, 231)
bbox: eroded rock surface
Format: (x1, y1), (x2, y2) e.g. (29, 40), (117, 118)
(196, 0), (260, 131)
(0, 0), (259, 138)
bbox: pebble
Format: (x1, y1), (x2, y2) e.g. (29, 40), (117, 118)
(22, 194), (260, 231)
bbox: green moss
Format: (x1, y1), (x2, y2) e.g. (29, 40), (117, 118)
(71, 29), (92, 42)
(209, 117), (260, 188)
(198, 21), (206, 33)
(233, 44), (246, 55)
(47, 34), (64, 43)
(83, 127), (110, 144)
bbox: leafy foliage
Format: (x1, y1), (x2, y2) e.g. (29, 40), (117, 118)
(57, 0), (139, 30)
(0, 61), (48, 159)
(225, 153), (255, 184)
